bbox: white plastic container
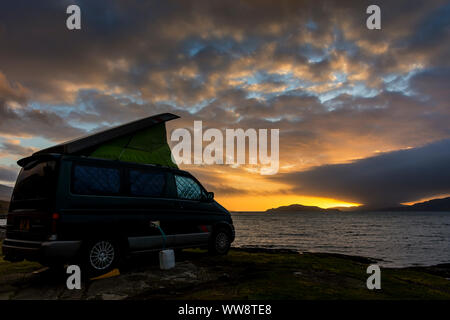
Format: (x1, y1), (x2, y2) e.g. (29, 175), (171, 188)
(159, 249), (175, 270)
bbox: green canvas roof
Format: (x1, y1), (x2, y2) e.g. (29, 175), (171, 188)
(19, 113), (179, 168)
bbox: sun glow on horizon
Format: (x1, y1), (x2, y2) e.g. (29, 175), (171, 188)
(215, 194), (361, 212)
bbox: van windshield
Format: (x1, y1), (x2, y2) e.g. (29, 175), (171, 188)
(10, 160), (57, 209)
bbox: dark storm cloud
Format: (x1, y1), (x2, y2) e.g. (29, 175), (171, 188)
(0, 0), (445, 141)
(406, 2), (450, 52)
(410, 67), (450, 101)
(0, 0), (440, 104)
(274, 139), (450, 206)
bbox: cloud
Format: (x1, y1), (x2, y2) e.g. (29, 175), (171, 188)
(0, 140), (36, 157)
(0, 165), (18, 183)
(0, 99), (86, 141)
(0, 0), (445, 106)
(0, 0), (449, 206)
(273, 139), (450, 206)
(0, 71), (86, 141)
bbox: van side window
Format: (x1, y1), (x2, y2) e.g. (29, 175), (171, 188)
(72, 165), (121, 195)
(174, 175), (203, 200)
(129, 170), (165, 197)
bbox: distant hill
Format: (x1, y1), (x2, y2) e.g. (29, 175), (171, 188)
(0, 184), (13, 201)
(266, 197), (450, 214)
(379, 197), (450, 212)
(266, 204), (340, 214)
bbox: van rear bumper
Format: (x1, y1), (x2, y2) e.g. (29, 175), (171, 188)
(2, 239), (81, 262)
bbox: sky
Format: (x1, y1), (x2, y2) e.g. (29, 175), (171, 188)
(0, 0), (449, 210)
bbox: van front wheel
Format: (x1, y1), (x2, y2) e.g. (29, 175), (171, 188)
(84, 240), (120, 276)
(209, 228), (231, 255)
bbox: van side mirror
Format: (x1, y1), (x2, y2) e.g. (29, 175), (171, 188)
(206, 192), (214, 201)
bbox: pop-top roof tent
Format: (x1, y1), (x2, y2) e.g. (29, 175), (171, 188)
(18, 113), (180, 168)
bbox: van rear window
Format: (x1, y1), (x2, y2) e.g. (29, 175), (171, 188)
(72, 165), (121, 196)
(12, 161), (57, 202)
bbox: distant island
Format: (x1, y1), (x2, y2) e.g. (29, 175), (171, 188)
(376, 196), (450, 212)
(265, 204), (340, 214)
(266, 196), (450, 213)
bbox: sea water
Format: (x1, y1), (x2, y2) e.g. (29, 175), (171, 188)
(231, 211), (450, 267)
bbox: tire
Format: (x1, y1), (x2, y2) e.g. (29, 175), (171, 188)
(83, 240), (120, 276)
(208, 227), (231, 255)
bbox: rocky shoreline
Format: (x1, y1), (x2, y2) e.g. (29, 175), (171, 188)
(0, 246), (450, 300)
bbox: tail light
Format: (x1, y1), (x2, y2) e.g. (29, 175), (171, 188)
(50, 212), (59, 239)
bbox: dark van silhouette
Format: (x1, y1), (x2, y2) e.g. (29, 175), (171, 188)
(2, 114), (234, 274)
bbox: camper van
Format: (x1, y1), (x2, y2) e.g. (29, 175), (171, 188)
(1, 113), (234, 275)
(2, 154), (234, 274)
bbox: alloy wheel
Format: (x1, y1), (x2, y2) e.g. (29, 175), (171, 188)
(89, 241), (115, 270)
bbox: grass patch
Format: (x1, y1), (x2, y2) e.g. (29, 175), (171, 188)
(174, 249), (450, 300)
(0, 241), (42, 278)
